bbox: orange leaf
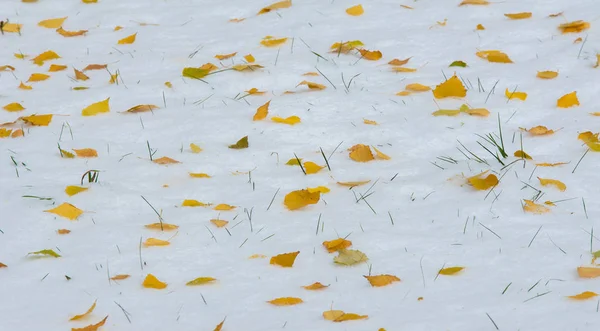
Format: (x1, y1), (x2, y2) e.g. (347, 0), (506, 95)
(303, 282), (329, 290)
(110, 274), (130, 281)
(73, 148), (98, 157)
(253, 100), (270, 121)
(364, 274), (401, 287)
(270, 251), (299, 267)
(153, 156), (180, 164)
(568, 291), (598, 300)
(323, 238), (352, 253)
(523, 199), (550, 214)
(358, 49), (382, 61)
(388, 57), (411, 66)
(57, 229), (71, 235)
(56, 27), (87, 37)
(72, 316), (108, 331)
(118, 33), (137, 44)
(70, 300), (97, 321)
(74, 68), (90, 81)
(213, 318), (226, 331)
(215, 52), (237, 60)
(558, 20), (590, 34)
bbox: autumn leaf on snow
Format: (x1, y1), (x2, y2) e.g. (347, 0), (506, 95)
(118, 33), (137, 44)
(476, 50), (513, 63)
(577, 267), (600, 278)
(334, 249), (368, 266)
(346, 4), (364, 16)
(358, 49), (382, 61)
(69, 300), (96, 321)
(558, 21), (590, 34)
(323, 238), (352, 253)
(438, 266), (464, 275)
(323, 310), (368, 322)
(2, 23), (22, 33)
(32, 50), (61, 66)
(284, 189), (320, 210)
(110, 274), (130, 281)
(153, 156), (180, 164)
(523, 199), (550, 214)
(522, 126), (554, 136)
(557, 91), (579, 108)
(246, 87), (265, 95)
(20, 114), (53, 126)
(182, 67), (210, 80)
(72, 316), (108, 331)
(186, 277), (217, 286)
(143, 274), (167, 289)
(253, 100), (270, 120)
(232, 64), (264, 71)
(145, 223), (179, 231)
(73, 148), (98, 157)
(449, 60), (467, 67)
(57, 27), (88, 37)
(459, 0), (489, 5)
(65, 186), (88, 196)
(405, 83), (431, 92)
(297, 80), (326, 90)
(49, 64), (67, 72)
(514, 150), (532, 159)
(364, 274), (401, 287)
(267, 297), (303, 306)
(388, 57), (411, 66)
(432, 75), (466, 98)
(303, 161), (324, 174)
(537, 71), (558, 79)
(0, 263), (6, 268)
(272, 116), (301, 125)
(190, 172), (211, 178)
(330, 40), (364, 54)
(270, 251), (300, 267)
(567, 291), (598, 300)
(19, 82), (33, 90)
(258, 0), (291, 14)
(210, 219), (229, 227)
(28, 73), (50, 82)
(363, 119), (378, 125)
(3, 103), (25, 112)
(303, 282), (329, 290)
(28, 249), (61, 258)
(143, 238), (170, 247)
(505, 88), (527, 101)
(82, 98), (110, 116)
(215, 52), (237, 60)
(38, 17), (67, 29)
(57, 229), (71, 235)
(505, 12), (532, 19)
(45, 203), (83, 220)
(123, 104), (159, 113)
(467, 171), (498, 190)
(260, 36), (288, 47)
(337, 180), (371, 187)
(244, 54), (256, 63)
(538, 177), (566, 191)
(189, 143), (203, 153)
(229, 136), (249, 149)
(349, 144), (374, 162)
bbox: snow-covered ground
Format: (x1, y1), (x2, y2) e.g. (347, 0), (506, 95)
(1, 0), (600, 330)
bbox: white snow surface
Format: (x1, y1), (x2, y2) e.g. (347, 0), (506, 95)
(1, 0), (600, 330)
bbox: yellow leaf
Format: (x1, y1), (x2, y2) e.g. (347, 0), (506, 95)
(153, 156), (180, 164)
(73, 148), (98, 157)
(358, 48), (382, 61)
(232, 64), (264, 71)
(38, 17), (67, 29)
(349, 144), (375, 162)
(537, 71), (558, 79)
(244, 54), (255, 63)
(145, 223), (179, 231)
(21, 114), (52, 126)
(213, 319), (226, 331)
(182, 67), (209, 80)
(463, 107), (490, 117)
(74, 68), (90, 81)
(215, 52), (237, 60)
(568, 291), (598, 300)
(526, 125), (554, 135)
(32, 50), (61, 66)
(49, 64), (67, 72)
(433, 109), (462, 116)
(57, 229), (71, 235)
(363, 119), (378, 125)
(142, 274), (167, 289)
(504, 12), (532, 19)
(578, 131), (599, 143)
(118, 33), (137, 44)
(372, 146), (391, 160)
(229, 136), (249, 149)
(229, 18), (245, 23)
(189, 143), (203, 154)
(400, 4), (413, 9)
(214, 203), (235, 211)
(19, 82), (33, 90)
(267, 297), (304, 306)
(333, 313), (369, 322)
(307, 186), (330, 194)
(3, 103), (25, 112)
(27, 73), (50, 82)
(391, 67), (417, 73)
(143, 238), (170, 247)
(476, 23), (485, 30)
(577, 267), (600, 278)
(388, 57), (411, 66)
(536, 162), (568, 167)
(467, 172), (498, 190)
(210, 219), (229, 228)
(82, 98), (110, 116)
(334, 249), (368, 266)
(558, 20), (590, 34)
(246, 87), (265, 95)
(65, 186), (88, 196)
(71, 316), (108, 331)
(124, 104), (159, 113)
(82, 64), (107, 71)
(557, 91), (579, 108)
(538, 177), (567, 191)
(14, 53), (27, 59)
(0, 263), (6, 268)
(186, 277), (217, 286)
(323, 238), (352, 253)
(69, 300), (96, 321)
(302, 161), (324, 174)
(2, 23), (22, 33)
(346, 4), (364, 16)
(323, 310), (345, 321)
(514, 150), (532, 159)
(249, 254), (267, 259)
(82, 0), (98, 3)
(110, 274), (130, 281)
(260, 36), (288, 47)
(405, 83), (430, 92)
(272, 116), (301, 125)
(476, 50), (513, 63)
(0, 128), (12, 138)
(303, 282), (329, 290)
(302, 72), (319, 76)
(0, 65), (15, 71)
(165, 81), (172, 88)
(505, 88), (527, 101)
(285, 158), (302, 166)
(270, 251), (300, 267)
(257, 0), (292, 14)
(330, 40), (364, 53)
(523, 199), (551, 214)
(45, 203), (83, 220)
(433, 75), (467, 98)
(182, 199), (208, 207)
(56, 27), (87, 37)
(364, 274), (401, 287)
(190, 172), (210, 178)
(28, 249), (61, 258)
(298, 80), (326, 90)
(284, 189), (320, 210)
(253, 100), (270, 121)
(438, 266), (464, 275)
(59, 148), (75, 158)
(109, 73), (119, 84)
(337, 180), (370, 187)
(459, 0), (489, 5)
(594, 54), (600, 68)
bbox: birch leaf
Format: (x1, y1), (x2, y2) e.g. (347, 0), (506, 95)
(267, 297), (303, 306)
(229, 136), (249, 149)
(143, 238), (170, 247)
(142, 274), (167, 289)
(38, 17), (67, 29)
(28, 249), (61, 258)
(303, 282), (329, 290)
(270, 251), (300, 267)
(82, 98), (110, 116)
(557, 92), (579, 108)
(504, 12), (532, 19)
(186, 277), (217, 286)
(349, 144), (374, 162)
(523, 199), (550, 214)
(65, 186), (88, 196)
(364, 274), (401, 287)
(253, 100), (270, 121)
(334, 249), (368, 266)
(438, 266), (464, 275)
(284, 189), (320, 210)
(69, 300), (96, 321)
(45, 203), (83, 220)
(72, 316), (108, 331)
(537, 71), (558, 79)
(432, 75), (466, 98)
(21, 114), (53, 126)
(3, 103), (25, 112)
(538, 177), (567, 191)
(346, 4), (364, 16)
(118, 33), (137, 44)
(323, 238), (352, 253)
(577, 267), (600, 278)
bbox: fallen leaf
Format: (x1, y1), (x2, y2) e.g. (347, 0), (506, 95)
(536, 162), (568, 167)
(388, 58), (411, 66)
(142, 274), (167, 289)
(504, 12), (532, 19)
(123, 104), (159, 113)
(153, 156), (180, 164)
(143, 238), (170, 247)
(19, 82), (33, 90)
(438, 266), (464, 275)
(165, 81), (172, 88)
(330, 40), (364, 54)
(182, 67), (209, 80)
(323, 310), (345, 321)
(476, 24), (485, 30)
(229, 136), (249, 149)
(210, 219), (229, 228)
(244, 54), (255, 63)
(433, 75), (467, 98)
(505, 88), (527, 101)
(548, 12), (563, 17)
(537, 71), (558, 79)
(83, 64), (107, 71)
(363, 119), (378, 125)
(272, 116), (301, 125)
(45, 203), (83, 220)
(253, 100), (270, 120)
(73, 148), (98, 157)
(323, 238), (352, 253)
(258, 0), (292, 14)
(0, 263), (6, 268)
(306, 186), (329, 194)
(229, 18), (245, 23)
(65, 186), (88, 196)
(298, 80), (326, 90)
(70, 300), (96, 321)
(49, 64), (67, 72)
(432, 109), (462, 116)
(303, 282), (329, 290)
(32, 50), (61, 66)
(215, 52), (237, 60)
(346, 4), (364, 16)
(372, 146), (391, 160)
(577, 267), (600, 278)
(0, 65), (15, 71)
(2, 23), (22, 33)
(186, 277), (217, 286)
(334, 249), (368, 266)
(514, 150), (532, 159)
(523, 199), (550, 214)
(71, 316), (108, 331)
(364, 274), (401, 287)
(118, 33), (137, 44)
(57, 229), (71, 235)
(337, 180), (371, 187)
(57, 27), (87, 37)
(249, 254), (267, 259)
(213, 319), (226, 331)
(459, 0), (489, 5)
(557, 91), (579, 108)
(190, 172), (210, 178)
(558, 20), (590, 34)
(110, 274), (130, 281)
(145, 223), (179, 231)
(405, 83), (431, 92)
(284, 189), (320, 210)
(538, 177), (566, 191)
(467, 172), (498, 190)
(28, 249), (61, 258)
(82, 98), (110, 116)
(267, 297), (304, 306)
(28, 73), (50, 82)
(323, 310), (369, 322)
(3, 103), (25, 112)
(246, 87), (265, 95)
(358, 49), (382, 60)
(349, 144), (375, 162)
(270, 251), (300, 267)
(568, 291), (598, 300)
(303, 161), (324, 174)
(214, 203), (235, 211)
(38, 17), (67, 29)
(232, 64), (264, 71)
(391, 67), (417, 73)
(525, 125), (554, 135)
(21, 114), (52, 126)
(190, 143), (202, 153)
(449, 60), (467, 67)
(260, 36), (288, 47)
(476, 50), (513, 63)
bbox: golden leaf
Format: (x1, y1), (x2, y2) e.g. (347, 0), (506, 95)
(272, 116), (301, 125)
(558, 20), (590, 34)
(73, 148), (98, 157)
(145, 223), (179, 230)
(210, 219), (229, 228)
(303, 161), (324, 174)
(267, 297), (304, 306)
(190, 172), (210, 178)
(538, 177), (566, 191)
(372, 146), (391, 160)
(165, 81), (172, 88)
(74, 69), (89, 81)
(432, 75), (467, 98)
(270, 251), (300, 267)
(215, 52), (237, 60)
(388, 57), (411, 66)
(568, 291), (598, 300)
(246, 87), (265, 95)
(190, 143), (203, 153)
(284, 189), (320, 210)
(253, 100), (270, 120)
(232, 64), (264, 71)
(118, 33), (137, 44)
(229, 136), (249, 149)
(65, 186), (88, 196)
(505, 88), (527, 101)
(392, 67), (417, 73)
(476, 50), (513, 63)
(557, 91), (579, 108)
(82, 98), (110, 116)
(459, 0), (489, 5)
(72, 316), (108, 331)
(323, 238), (352, 253)
(260, 36), (288, 47)
(537, 71), (558, 79)
(229, 18), (245, 23)
(358, 49), (382, 61)
(28, 249), (61, 258)
(536, 162), (567, 167)
(307, 186), (330, 194)
(346, 4), (364, 16)
(364, 274), (401, 287)
(56, 27), (87, 37)
(577, 267), (600, 278)
(0, 263), (6, 268)
(213, 319), (226, 331)
(249, 254), (267, 259)
(476, 24), (485, 30)
(0, 65), (15, 71)
(244, 54), (255, 63)
(363, 119), (378, 125)
(334, 249), (368, 266)
(45, 203), (83, 220)
(21, 114), (53, 126)
(19, 82), (33, 90)
(467, 172), (498, 190)
(49, 64), (67, 72)
(330, 40), (364, 53)
(153, 156), (180, 164)
(337, 180), (370, 187)
(303, 282), (329, 290)
(523, 199), (550, 214)
(32, 50), (61, 66)
(2, 23), (22, 33)
(463, 107), (490, 116)
(504, 12), (532, 19)
(143, 238), (170, 247)
(28, 73), (50, 82)
(186, 277), (217, 286)
(3, 103), (25, 112)
(258, 0), (292, 14)
(438, 266), (464, 275)
(349, 144), (375, 162)
(548, 12), (563, 17)
(298, 80), (326, 90)
(214, 203), (235, 211)
(83, 64), (107, 71)
(57, 229), (71, 235)
(38, 17), (67, 29)
(405, 83), (431, 92)
(124, 104), (159, 113)
(526, 125), (554, 135)
(142, 274), (167, 289)
(182, 199), (208, 207)
(323, 310), (345, 321)
(70, 300), (96, 321)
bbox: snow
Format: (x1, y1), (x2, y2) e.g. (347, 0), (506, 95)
(1, 0), (600, 330)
